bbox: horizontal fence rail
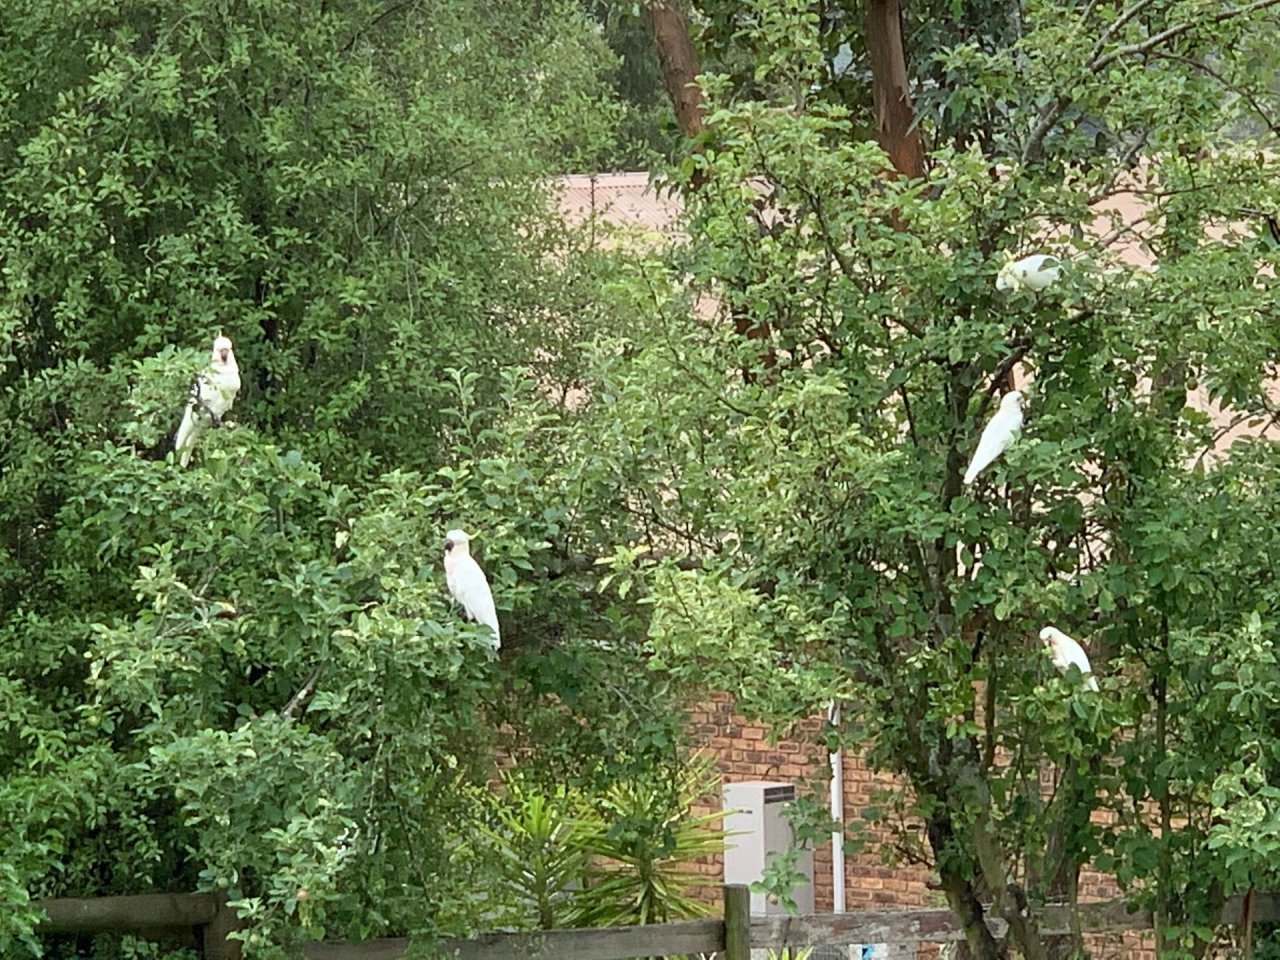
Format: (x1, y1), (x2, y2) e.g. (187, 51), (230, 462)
(303, 918), (726, 960)
(32, 885), (1279, 960)
(37, 892), (222, 933)
(36, 892), (241, 960)
(754, 898), (1154, 951)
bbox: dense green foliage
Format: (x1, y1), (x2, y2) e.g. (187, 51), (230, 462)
(0, 1), (690, 955)
(579, 2), (1280, 958)
(6, 0), (1280, 958)
(479, 757), (723, 930)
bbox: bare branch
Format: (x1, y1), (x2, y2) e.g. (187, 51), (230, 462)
(1094, 0), (1280, 72)
(1025, 0), (1280, 162)
(282, 665), (324, 719)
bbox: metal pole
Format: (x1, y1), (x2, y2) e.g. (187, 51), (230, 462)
(828, 700), (846, 914)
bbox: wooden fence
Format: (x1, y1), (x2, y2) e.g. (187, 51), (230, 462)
(33, 885), (1277, 959)
(35, 892), (242, 959)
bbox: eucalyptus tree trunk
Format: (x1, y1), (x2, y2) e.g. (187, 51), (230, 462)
(865, 0), (925, 179)
(643, 1), (704, 139)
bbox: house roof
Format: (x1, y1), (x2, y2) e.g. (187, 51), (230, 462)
(554, 172), (683, 234)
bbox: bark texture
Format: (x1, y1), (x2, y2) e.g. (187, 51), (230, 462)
(865, 0), (926, 178)
(645, 1), (705, 139)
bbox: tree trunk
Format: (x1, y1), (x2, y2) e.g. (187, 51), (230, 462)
(864, 0), (925, 179)
(971, 810), (1051, 960)
(927, 809), (1007, 960)
(643, 1), (773, 377)
(645, 1), (705, 140)
(1039, 770), (1093, 960)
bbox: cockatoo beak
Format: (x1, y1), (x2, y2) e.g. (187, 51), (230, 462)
(219, 348), (230, 363)
(443, 529), (473, 553)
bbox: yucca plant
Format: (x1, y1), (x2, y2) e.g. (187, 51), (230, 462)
(570, 755), (727, 927)
(477, 772), (602, 930)
(478, 754), (727, 937)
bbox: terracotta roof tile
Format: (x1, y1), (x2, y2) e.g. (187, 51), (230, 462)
(554, 172), (683, 233)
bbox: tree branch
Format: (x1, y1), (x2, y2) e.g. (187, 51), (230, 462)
(551, 549), (705, 579)
(1086, 0), (1159, 64)
(974, 809), (1050, 960)
(1025, 0), (1280, 162)
(1193, 406), (1280, 471)
(338, 0), (413, 54)
(1093, 0), (1280, 73)
(1023, 95), (1071, 164)
(282, 665), (324, 719)
(973, 335), (1034, 426)
(929, 808), (1009, 960)
(1148, 51), (1280, 135)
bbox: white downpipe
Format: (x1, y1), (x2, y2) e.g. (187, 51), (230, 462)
(827, 700), (846, 913)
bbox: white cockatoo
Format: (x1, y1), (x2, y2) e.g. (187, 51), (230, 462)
(962, 390), (1024, 485)
(996, 254), (1061, 293)
(174, 335), (241, 467)
(1040, 626), (1099, 691)
(443, 529), (500, 650)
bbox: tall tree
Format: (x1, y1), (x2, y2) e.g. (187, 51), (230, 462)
(645, 0), (707, 140)
(0, 0), (690, 953)
(575, 2), (1280, 958)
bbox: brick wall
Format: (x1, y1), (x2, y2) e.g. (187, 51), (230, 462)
(686, 692), (936, 913)
(684, 691), (1142, 953)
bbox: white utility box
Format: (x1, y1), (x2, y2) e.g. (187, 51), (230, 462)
(722, 780), (815, 916)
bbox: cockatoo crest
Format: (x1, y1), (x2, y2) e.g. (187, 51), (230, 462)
(444, 529), (500, 650)
(996, 253), (1061, 292)
(444, 529), (476, 561)
(962, 390), (1024, 485)
(1040, 625), (1099, 692)
(174, 333), (241, 467)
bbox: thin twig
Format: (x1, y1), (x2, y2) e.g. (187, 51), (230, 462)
(282, 665), (324, 719)
(1024, 0), (1280, 162)
(1094, 0), (1280, 73)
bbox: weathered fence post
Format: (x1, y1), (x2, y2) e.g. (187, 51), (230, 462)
(723, 884), (750, 960)
(201, 893), (243, 960)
